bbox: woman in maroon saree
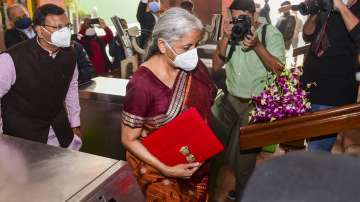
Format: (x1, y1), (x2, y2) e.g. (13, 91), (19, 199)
(121, 8), (217, 201)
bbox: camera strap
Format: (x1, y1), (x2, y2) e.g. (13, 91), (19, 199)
(226, 40), (237, 62)
(262, 24), (268, 48)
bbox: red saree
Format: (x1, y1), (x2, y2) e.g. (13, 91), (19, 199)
(122, 61), (217, 201)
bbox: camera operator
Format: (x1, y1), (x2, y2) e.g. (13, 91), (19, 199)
(211, 0), (285, 200)
(78, 18), (113, 75)
(302, 0), (360, 152)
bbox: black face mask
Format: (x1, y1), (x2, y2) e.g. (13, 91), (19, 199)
(15, 17), (32, 29)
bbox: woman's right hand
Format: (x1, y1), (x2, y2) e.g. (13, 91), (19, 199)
(161, 162), (202, 179)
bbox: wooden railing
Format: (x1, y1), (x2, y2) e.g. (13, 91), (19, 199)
(293, 44), (310, 57)
(239, 103), (360, 150)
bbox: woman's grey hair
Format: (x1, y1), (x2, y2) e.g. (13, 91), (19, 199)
(144, 7), (204, 61)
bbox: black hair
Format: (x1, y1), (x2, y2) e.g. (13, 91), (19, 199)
(229, 0), (256, 13)
(180, 1), (194, 12)
(33, 4), (65, 26)
(119, 18), (127, 28)
(281, 1), (291, 6)
(119, 18), (127, 24)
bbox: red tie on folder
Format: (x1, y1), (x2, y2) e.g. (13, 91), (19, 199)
(142, 107), (224, 166)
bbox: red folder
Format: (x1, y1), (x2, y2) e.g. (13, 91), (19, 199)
(142, 107), (224, 166)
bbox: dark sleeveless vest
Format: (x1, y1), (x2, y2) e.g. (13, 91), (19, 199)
(1, 38), (76, 147)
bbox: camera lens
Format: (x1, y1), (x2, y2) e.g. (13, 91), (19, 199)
(296, 0), (322, 16)
(230, 15), (251, 42)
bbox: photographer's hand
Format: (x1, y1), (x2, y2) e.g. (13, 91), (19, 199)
(212, 18), (232, 71)
(99, 19), (108, 29)
(223, 18), (233, 39)
(333, 0), (346, 10)
(242, 27), (259, 50)
(333, 0), (359, 32)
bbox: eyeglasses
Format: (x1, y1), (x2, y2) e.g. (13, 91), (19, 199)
(43, 23), (73, 30)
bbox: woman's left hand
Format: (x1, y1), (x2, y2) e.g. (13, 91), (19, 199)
(161, 162), (203, 179)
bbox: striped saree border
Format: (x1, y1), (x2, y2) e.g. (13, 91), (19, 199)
(122, 71), (190, 128)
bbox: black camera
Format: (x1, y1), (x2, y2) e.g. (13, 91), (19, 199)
(292, 0), (333, 15)
(89, 18), (100, 25)
(230, 15), (252, 42)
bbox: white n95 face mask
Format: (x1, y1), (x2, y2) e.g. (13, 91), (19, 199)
(42, 26), (72, 48)
(165, 41), (199, 72)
